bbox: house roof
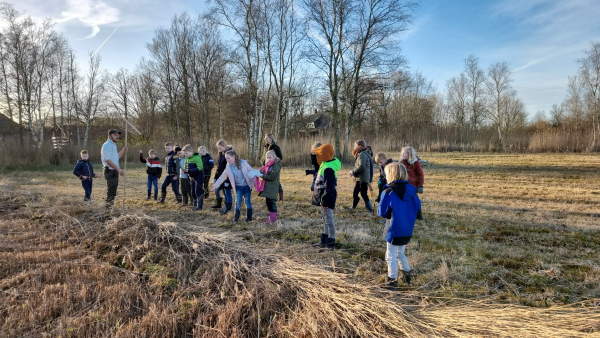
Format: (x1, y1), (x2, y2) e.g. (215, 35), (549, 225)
(0, 114), (26, 135)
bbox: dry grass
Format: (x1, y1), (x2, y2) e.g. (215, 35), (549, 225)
(1, 153), (600, 337)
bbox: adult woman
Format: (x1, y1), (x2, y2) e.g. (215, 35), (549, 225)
(348, 140), (373, 213)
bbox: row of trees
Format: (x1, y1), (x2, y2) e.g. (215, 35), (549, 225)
(1, 1), (599, 159)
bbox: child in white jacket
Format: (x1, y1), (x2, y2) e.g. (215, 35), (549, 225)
(212, 150), (255, 222)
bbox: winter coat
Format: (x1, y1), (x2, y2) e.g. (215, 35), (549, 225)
(214, 147), (233, 190)
(140, 155), (162, 177)
(261, 141), (283, 165)
(400, 159), (424, 188)
(351, 149), (371, 183)
(202, 153), (215, 176)
(73, 159), (97, 180)
(165, 150), (178, 175)
(377, 181), (421, 243)
(312, 158), (341, 209)
(185, 153), (204, 180)
(214, 160), (255, 195)
(258, 161), (281, 200)
(366, 146), (374, 183)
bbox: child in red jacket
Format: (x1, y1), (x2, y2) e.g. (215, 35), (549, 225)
(400, 146), (424, 220)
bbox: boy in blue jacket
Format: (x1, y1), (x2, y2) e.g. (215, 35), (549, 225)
(377, 162), (421, 289)
(73, 150), (100, 201)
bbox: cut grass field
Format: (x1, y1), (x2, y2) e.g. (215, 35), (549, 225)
(1, 152), (599, 337)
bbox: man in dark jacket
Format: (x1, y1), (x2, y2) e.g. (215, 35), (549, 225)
(73, 150), (100, 201)
(159, 142), (181, 203)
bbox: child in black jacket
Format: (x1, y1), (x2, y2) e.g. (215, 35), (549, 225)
(311, 144), (342, 249)
(199, 146), (215, 199)
(305, 142), (322, 192)
(73, 150), (100, 201)
(140, 149), (163, 201)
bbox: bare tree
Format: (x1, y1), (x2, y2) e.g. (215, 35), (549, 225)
(578, 41), (600, 148)
(80, 53), (105, 146)
(485, 61), (514, 149)
(446, 73), (468, 143)
(464, 54), (486, 142)
(565, 75), (585, 150)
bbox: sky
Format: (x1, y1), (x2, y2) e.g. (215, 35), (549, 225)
(13, 0), (600, 117)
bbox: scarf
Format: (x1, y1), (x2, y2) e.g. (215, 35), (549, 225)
(256, 160), (275, 192)
(352, 145), (366, 158)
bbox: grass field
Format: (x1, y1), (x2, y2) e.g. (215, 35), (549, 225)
(1, 153), (599, 337)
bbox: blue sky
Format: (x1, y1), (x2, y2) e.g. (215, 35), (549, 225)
(15, 0), (600, 117)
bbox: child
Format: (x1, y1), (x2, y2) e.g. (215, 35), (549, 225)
(258, 150), (281, 224)
(400, 146), (424, 220)
(378, 162), (421, 289)
(139, 149), (162, 201)
(182, 144), (205, 211)
(374, 152), (393, 203)
(311, 144), (341, 249)
(199, 146), (215, 200)
(212, 150), (255, 222)
(178, 150), (191, 205)
(262, 133), (284, 201)
(159, 143), (181, 204)
(305, 141), (322, 192)
(211, 140), (234, 215)
(348, 140), (373, 213)
(73, 150), (100, 201)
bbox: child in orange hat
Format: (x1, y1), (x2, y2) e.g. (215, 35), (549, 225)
(311, 143), (342, 249)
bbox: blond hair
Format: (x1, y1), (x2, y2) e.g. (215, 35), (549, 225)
(266, 150), (280, 162)
(225, 149), (241, 169)
(311, 142), (322, 151)
(148, 149), (156, 155)
(198, 146), (207, 152)
(80, 150), (88, 155)
(216, 139), (230, 149)
(385, 162), (408, 182)
(401, 146), (418, 165)
(375, 152), (387, 162)
(182, 144), (194, 153)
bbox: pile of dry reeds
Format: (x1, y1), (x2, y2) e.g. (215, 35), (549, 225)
(0, 189), (599, 337)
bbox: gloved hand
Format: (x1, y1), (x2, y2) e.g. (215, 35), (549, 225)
(417, 186), (423, 194)
(305, 169), (315, 176)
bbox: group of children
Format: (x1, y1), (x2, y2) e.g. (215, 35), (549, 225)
(74, 136), (425, 289)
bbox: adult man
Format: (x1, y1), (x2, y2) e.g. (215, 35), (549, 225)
(101, 129), (128, 208)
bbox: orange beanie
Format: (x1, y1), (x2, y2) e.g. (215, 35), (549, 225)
(314, 143), (334, 165)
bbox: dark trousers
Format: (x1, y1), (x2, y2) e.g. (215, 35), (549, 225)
(203, 174), (211, 198)
(161, 174), (180, 196)
(180, 177), (191, 204)
(352, 181), (370, 208)
(147, 175), (159, 199)
(81, 179), (93, 200)
(190, 172), (205, 209)
(266, 198), (277, 212)
(104, 168), (119, 207)
(279, 183), (283, 194)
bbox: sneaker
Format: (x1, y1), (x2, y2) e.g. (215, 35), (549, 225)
(383, 276), (398, 290)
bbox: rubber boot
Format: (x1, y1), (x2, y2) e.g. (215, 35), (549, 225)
(220, 203), (232, 215)
(366, 200), (374, 214)
(146, 192), (151, 201)
(401, 270), (412, 285)
(312, 233), (328, 247)
(245, 208), (253, 222)
(325, 237), (335, 249)
(191, 199), (196, 210)
(278, 191), (284, 201)
(231, 209), (241, 223)
(211, 197), (223, 209)
(176, 194), (182, 204)
(158, 191), (167, 204)
(264, 212), (277, 224)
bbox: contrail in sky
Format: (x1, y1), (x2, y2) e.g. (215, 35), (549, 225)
(86, 26), (119, 62)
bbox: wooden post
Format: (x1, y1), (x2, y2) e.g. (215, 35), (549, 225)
(123, 121), (128, 208)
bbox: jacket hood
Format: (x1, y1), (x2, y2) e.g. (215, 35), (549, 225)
(314, 143), (334, 164)
(387, 180), (416, 200)
(77, 159), (87, 164)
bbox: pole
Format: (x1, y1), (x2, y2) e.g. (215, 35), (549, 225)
(122, 121), (127, 208)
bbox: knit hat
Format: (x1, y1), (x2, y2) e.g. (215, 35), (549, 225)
(313, 143), (334, 165)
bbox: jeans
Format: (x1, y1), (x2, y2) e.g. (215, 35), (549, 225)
(386, 242), (410, 279)
(215, 183), (233, 203)
(147, 175), (158, 199)
(352, 181), (370, 207)
(104, 168), (119, 207)
(180, 177), (191, 204)
(161, 174), (180, 196)
(235, 185), (252, 210)
(265, 198), (277, 212)
(190, 172), (205, 209)
(321, 207), (335, 238)
(81, 179), (93, 200)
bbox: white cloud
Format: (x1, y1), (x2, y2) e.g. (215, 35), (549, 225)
(56, 0), (120, 39)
